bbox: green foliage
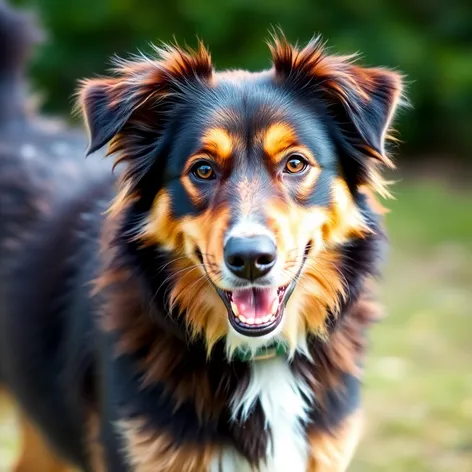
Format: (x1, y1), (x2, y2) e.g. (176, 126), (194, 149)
(12, 0), (472, 156)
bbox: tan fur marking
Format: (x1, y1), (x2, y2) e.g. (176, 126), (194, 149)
(0, 388), (75, 472)
(263, 123), (298, 160)
(139, 191), (232, 351)
(264, 200), (343, 352)
(328, 178), (371, 242)
(359, 185), (388, 215)
(201, 127), (233, 162)
(180, 174), (204, 207)
(168, 255), (228, 352)
(119, 418), (216, 472)
(307, 410), (364, 472)
(170, 207), (231, 352)
(107, 182), (136, 219)
(286, 248), (345, 346)
(157, 41), (213, 83)
(296, 166), (321, 202)
(140, 190), (183, 250)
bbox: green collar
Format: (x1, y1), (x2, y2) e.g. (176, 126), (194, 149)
(233, 342), (289, 362)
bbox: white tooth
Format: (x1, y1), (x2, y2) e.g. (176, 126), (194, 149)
(254, 318), (263, 325)
(246, 317), (255, 325)
(271, 297), (279, 313)
(239, 314), (247, 323)
(231, 302), (239, 317)
(263, 314), (271, 323)
(269, 315), (275, 322)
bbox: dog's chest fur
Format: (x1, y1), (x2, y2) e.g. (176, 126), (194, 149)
(212, 357), (312, 471)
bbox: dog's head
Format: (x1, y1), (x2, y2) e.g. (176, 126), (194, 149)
(79, 34), (404, 357)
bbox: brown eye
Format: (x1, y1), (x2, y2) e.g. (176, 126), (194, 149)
(284, 154), (308, 174)
(192, 161), (216, 180)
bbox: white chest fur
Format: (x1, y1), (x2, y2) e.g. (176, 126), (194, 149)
(211, 358), (312, 472)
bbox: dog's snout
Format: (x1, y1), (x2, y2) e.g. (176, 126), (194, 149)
(224, 236), (276, 281)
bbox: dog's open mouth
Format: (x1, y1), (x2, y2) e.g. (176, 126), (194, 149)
(223, 285), (289, 336)
(214, 242), (312, 337)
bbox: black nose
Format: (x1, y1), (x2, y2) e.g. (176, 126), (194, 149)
(224, 236), (277, 281)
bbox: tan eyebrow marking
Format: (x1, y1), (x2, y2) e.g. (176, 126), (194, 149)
(263, 123), (298, 162)
(200, 127), (233, 162)
(262, 122), (317, 167)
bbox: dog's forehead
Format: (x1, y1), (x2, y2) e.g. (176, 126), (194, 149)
(168, 75), (337, 172)
(204, 80), (291, 135)
(212, 81), (336, 164)
(197, 120), (298, 162)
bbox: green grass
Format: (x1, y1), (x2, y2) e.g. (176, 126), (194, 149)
(1, 179), (471, 471)
(351, 178), (472, 471)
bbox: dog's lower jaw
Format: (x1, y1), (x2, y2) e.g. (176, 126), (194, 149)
(224, 303), (313, 362)
(225, 320), (286, 361)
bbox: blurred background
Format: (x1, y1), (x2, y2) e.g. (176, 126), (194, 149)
(1, 0), (471, 470)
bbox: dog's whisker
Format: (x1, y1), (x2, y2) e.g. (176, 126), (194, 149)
(284, 256), (349, 292)
(149, 264), (207, 309)
(283, 262), (341, 296)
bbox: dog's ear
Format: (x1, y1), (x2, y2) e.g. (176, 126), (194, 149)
(78, 43), (213, 156)
(77, 43), (213, 205)
(270, 34), (406, 191)
(79, 77), (132, 155)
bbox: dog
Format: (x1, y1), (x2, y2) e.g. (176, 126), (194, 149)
(0, 3), (406, 470)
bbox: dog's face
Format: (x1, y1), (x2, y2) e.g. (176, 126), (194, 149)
(80, 36), (403, 356)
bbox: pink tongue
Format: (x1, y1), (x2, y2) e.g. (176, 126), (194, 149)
(232, 288), (278, 320)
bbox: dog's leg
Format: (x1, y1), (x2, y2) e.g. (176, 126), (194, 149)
(13, 408), (77, 472)
(307, 410), (364, 472)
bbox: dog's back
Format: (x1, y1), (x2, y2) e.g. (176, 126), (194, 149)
(0, 4), (116, 469)
(0, 2), (112, 255)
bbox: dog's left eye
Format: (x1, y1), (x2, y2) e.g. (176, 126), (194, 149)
(191, 161), (216, 180)
(284, 154), (308, 174)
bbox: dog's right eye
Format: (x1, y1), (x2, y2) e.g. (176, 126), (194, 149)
(191, 161), (216, 181)
(284, 154), (309, 174)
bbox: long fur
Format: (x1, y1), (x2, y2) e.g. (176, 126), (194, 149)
(0, 7), (405, 470)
